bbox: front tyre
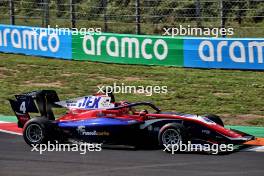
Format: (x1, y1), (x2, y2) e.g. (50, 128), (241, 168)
(23, 118), (51, 146)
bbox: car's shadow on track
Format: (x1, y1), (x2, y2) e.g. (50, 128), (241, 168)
(102, 144), (160, 151)
(101, 144), (250, 155)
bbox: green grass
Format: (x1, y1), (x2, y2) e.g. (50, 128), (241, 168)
(0, 52), (264, 126)
(246, 118), (264, 126)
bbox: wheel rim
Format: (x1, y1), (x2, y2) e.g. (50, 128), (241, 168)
(26, 124), (43, 143)
(162, 129), (182, 146)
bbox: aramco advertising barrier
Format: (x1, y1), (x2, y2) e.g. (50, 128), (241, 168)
(72, 33), (184, 66)
(0, 24), (72, 59)
(1, 24), (264, 70)
(184, 37), (264, 70)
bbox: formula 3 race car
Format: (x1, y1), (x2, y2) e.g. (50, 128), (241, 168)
(9, 90), (254, 151)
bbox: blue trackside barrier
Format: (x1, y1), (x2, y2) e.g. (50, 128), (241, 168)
(0, 24), (72, 59)
(184, 37), (264, 70)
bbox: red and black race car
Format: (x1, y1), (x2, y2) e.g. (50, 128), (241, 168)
(9, 90), (254, 151)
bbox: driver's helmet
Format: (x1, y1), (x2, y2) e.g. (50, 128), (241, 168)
(139, 109), (148, 116)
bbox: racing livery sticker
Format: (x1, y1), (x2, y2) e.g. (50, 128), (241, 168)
(77, 126), (110, 136)
(56, 96), (114, 110)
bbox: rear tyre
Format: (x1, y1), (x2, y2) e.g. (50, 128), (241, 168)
(204, 114), (224, 127)
(23, 118), (52, 146)
(158, 123), (187, 151)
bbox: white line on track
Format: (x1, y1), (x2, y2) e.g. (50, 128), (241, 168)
(242, 146), (264, 152)
(0, 129), (22, 136)
(0, 121), (12, 123)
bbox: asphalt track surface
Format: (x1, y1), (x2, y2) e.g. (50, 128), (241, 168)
(0, 132), (264, 176)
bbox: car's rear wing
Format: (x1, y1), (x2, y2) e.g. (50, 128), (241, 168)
(8, 90), (60, 128)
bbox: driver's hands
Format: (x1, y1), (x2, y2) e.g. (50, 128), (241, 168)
(139, 109), (148, 116)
